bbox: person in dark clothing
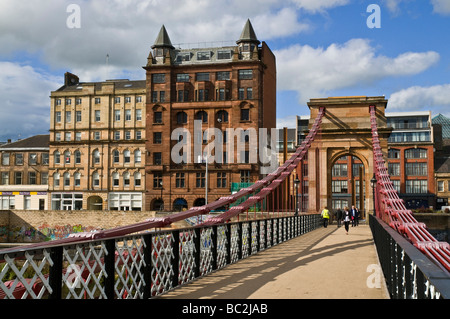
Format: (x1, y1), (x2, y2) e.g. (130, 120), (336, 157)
(336, 208), (342, 228)
(342, 207), (351, 235)
(351, 205), (359, 227)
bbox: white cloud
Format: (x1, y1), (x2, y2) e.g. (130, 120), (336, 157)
(290, 0), (350, 13)
(275, 39), (440, 104)
(276, 115), (298, 129)
(431, 0), (450, 15)
(0, 62), (62, 140)
(388, 84), (450, 115)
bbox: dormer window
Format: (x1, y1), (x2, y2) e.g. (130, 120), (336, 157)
(197, 51), (211, 61)
(217, 50), (232, 59)
(176, 52), (191, 63)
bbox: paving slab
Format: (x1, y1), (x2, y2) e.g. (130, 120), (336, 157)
(159, 224), (390, 299)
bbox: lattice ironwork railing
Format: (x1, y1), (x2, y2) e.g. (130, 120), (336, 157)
(0, 215), (321, 299)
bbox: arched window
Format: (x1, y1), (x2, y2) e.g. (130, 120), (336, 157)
(54, 151), (61, 165)
(217, 110), (228, 123)
(112, 149), (120, 163)
(123, 172), (130, 187)
(74, 150), (81, 164)
(195, 111), (208, 123)
(134, 149), (141, 164)
(124, 150), (130, 163)
(63, 172), (70, 186)
(53, 172), (60, 187)
(134, 172), (141, 186)
(64, 151), (71, 164)
(93, 149), (100, 164)
(112, 172), (119, 186)
(74, 172), (81, 186)
(92, 172), (100, 187)
(176, 111), (188, 124)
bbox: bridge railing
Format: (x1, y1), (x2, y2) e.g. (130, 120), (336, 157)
(370, 214), (450, 299)
(0, 214), (321, 299)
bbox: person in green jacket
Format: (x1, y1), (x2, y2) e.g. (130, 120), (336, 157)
(321, 206), (330, 228)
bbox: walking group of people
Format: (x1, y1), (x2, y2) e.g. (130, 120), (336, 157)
(321, 205), (360, 235)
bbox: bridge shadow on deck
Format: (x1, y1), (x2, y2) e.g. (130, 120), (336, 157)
(158, 225), (388, 299)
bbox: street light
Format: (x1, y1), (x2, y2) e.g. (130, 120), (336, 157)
(159, 180), (164, 211)
(370, 174), (377, 217)
(294, 177), (300, 216)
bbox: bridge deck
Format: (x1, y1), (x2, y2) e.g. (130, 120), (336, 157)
(159, 223), (389, 299)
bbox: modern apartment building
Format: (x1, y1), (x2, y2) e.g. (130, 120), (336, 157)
(49, 73), (146, 210)
(0, 135), (49, 210)
(143, 20), (276, 211)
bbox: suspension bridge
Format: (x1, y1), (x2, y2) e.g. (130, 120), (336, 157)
(0, 104), (449, 301)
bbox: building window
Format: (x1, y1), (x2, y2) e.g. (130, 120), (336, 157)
(246, 87), (253, 99)
(176, 111), (188, 124)
(94, 131), (101, 140)
(332, 164), (348, 177)
(134, 149), (141, 164)
(125, 131), (131, 140)
(388, 163), (400, 176)
(196, 172), (205, 188)
(1, 172), (9, 185)
(217, 172), (227, 188)
(42, 153), (49, 165)
(13, 172), (22, 185)
(405, 148), (427, 159)
(76, 98), (82, 105)
(136, 109), (142, 121)
(136, 96), (142, 103)
(240, 109), (250, 121)
(54, 151), (60, 165)
(29, 153), (37, 165)
(65, 111), (71, 123)
(197, 51), (211, 61)
(2, 153), (10, 166)
(176, 73), (190, 82)
(15, 153), (23, 165)
(95, 98), (101, 104)
(64, 172), (70, 187)
(41, 171), (48, 185)
(197, 89), (209, 101)
(125, 97), (131, 103)
(24, 195), (31, 210)
(159, 91), (165, 102)
(176, 173), (185, 188)
(152, 73), (165, 83)
(405, 162), (427, 176)
(55, 132), (61, 141)
(64, 151), (71, 164)
(195, 111), (208, 123)
(53, 173), (60, 187)
(196, 72), (210, 81)
(93, 150), (100, 164)
(74, 172), (80, 186)
(438, 180), (444, 192)
(124, 150), (130, 163)
(406, 180), (427, 194)
(153, 152), (162, 165)
(152, 91), (158, 103)
(114, 110), (120, 121)
(153, 132), (162, 144)
(154, 111), (162, 124)
(55, 99), (61, 106)
(55, 112), (61, 123)
(123, 172), (130, 187)
(28, 172), (37, 185)
(92, 172), (100, 187)
(238, 69), (253, 79)
(332, 180), (348, 193)
(153, 172), (162, 188)
(95, 110), (101, 122)
(240, 170), (251, 183)
(76, 111), (82, 122)
(136, 131), (142, 140)
(125, 109), (132, 121)
(134, 172), (141, 187)
(65, 132), (71, 141)
(238, 88), (245, 100)
(177, 90), (189, 102)
(113, 150), (120, 163)
(74, 151), (81, 164)
(65, 99), (71, 105)
(217, 110), (228, 123)
(217, 50), (232, 60)
(114, 131), (120, 140)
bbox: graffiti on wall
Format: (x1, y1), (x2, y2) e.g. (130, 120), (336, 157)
(5, 223), (103, 243)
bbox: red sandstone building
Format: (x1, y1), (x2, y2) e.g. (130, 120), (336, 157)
(144, 20), (276, 211)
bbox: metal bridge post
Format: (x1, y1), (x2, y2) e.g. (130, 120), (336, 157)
(142, 233), (153, 299)
(194, 228), (201, 278)
(171, 230), (180, 288)
(211, 226), (218, 270)
(104, 239), (116, 299)
(48, 246), (63, 299)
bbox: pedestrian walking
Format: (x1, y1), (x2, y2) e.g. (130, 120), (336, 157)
(321, 206), (330, 228)
(351, 205), (358, 227)
(336, 208), (342, 228)
(343, 206), (351, 235)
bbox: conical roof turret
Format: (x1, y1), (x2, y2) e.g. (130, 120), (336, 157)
(236, 19), (260, 45)
(152, 25), (175, 49)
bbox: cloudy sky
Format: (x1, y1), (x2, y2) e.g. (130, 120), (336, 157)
(0, 0), (449, 140)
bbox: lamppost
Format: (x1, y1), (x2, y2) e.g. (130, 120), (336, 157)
(159, 180), (164, 211)
(294, 177), (300, 216)
(370, 174), (377, 217)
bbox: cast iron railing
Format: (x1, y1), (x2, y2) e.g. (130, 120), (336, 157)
(0, 214), (321, 299)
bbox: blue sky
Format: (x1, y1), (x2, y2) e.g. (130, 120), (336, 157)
(0, 0), (449, 141)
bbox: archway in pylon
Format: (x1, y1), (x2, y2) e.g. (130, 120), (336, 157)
(305, 96), (391, 214)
